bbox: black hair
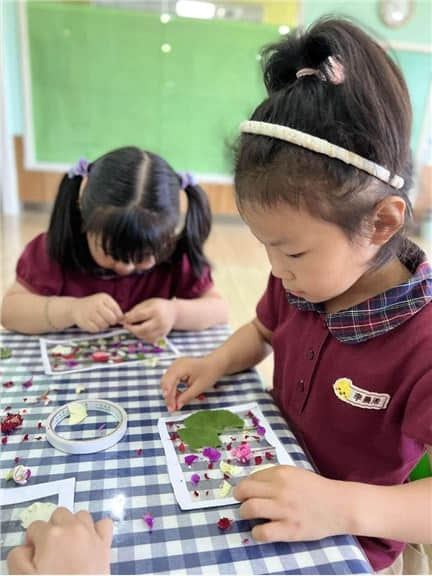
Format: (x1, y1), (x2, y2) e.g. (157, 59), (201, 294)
(235, 17), (414, 267)
(47, 146), (211, 277)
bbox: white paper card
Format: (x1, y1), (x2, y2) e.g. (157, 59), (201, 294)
(158, 402), (294, 510)
(40, 329), (180, 375)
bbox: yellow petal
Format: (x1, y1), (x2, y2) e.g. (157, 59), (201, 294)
(218, 480), (232, 498)
(68, 403), (87, 425)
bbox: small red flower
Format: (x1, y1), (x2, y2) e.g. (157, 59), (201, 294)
(1, 413), (23, 434)
(1, 436), (7, 445)
(208, 462), (213, 469)
(2, 381), (14, 388)
(265, 451), (273, 460)
(226, 442), (232, 451)
(15, 456), (20, 463)
(254, 456), (263, 465)
(217, 517), (233, 531)
(178, 442), (185, 452)
(22, 434), (29, 442)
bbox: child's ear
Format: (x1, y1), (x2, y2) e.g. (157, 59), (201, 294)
(369, 196), (406, 246)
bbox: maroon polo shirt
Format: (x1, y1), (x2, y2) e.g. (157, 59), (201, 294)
(16, 233), (213, 312)
(256, 243), (432, 571)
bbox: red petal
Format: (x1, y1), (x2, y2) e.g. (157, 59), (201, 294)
(217, 517), (233, 531)
(136, 449), (143, 456)
(254, 456), (263, 465)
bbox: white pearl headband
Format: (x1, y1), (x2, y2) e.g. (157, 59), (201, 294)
(240, 120), (404, 190)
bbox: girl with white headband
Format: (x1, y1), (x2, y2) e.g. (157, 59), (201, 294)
(162, 18), (431, 574)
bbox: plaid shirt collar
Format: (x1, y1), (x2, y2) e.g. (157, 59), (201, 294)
(286, 240), (432, 344)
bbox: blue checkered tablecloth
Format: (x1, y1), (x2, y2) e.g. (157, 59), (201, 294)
(0, 327), (371, 575)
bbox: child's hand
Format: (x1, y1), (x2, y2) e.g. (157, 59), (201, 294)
(123, 298), (176, 343)
(161, 357), (222, 412)
(7, 507), (113, 574)
(72, 293), (123, 333)
(234, 466), (349, 542)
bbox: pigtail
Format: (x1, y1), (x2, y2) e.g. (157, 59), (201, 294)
(177, 182), (211, 277)
(47, 173), (87, 269)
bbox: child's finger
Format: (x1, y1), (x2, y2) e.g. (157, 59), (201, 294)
(101, 304), (120, 326)
(238, 497), (282, 522)
(7, 544), (36, 575)
(104, 298), (123, 320)
(175, 379), (208, 410)
(233, 476), (274, 502)
(124, 320), (152, 341)
(251, 519), (286, 543)
(161, 366), (187, 412)
(123, 304), (151, 325)
(94, 517), (114, 545)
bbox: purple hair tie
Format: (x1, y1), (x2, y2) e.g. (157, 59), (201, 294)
(178, 172), (196, 190)
(68, 157), (89, 179)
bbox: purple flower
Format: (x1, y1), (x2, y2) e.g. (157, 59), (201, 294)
(151, 346), (163, 354)
(191, 473), (200, 486)
(184, 454), (198, 466)
(22, 377), (33, 389)
(66, 361), (78, 368)
(256, 426), (266, 436)
(143, 513), (154, 530)
(68, 157), (89, 179)
(202, 447), (221, 463)
(251, 416), (260, 426)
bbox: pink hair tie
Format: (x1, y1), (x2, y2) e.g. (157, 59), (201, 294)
(296, 57), (345, 85)
(296, 68), (324, 80)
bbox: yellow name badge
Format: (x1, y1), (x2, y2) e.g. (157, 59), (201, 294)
(333, 377), (390, 410)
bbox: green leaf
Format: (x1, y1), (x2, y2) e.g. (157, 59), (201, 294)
(178, 427), (221, 451)
(0, 348), (12, 360)
(183, 410), (244, 433)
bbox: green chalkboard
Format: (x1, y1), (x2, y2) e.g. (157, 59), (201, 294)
(27, 2), (280, 174)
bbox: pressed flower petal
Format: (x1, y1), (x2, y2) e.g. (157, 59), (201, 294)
(143, 513), (154, 530)
(218, 480), (232, 498)
(202, 447), (221, 462)
(184, 454), (198, 466)
(191, 473), (200, 486)
(217, 517), (233, 531)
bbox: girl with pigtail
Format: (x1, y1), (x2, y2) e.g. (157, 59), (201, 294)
(1, 147), (228, 341)
(161, 19), (432, 573)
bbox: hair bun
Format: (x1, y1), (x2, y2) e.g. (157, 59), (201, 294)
(263, 29), (333, 93)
